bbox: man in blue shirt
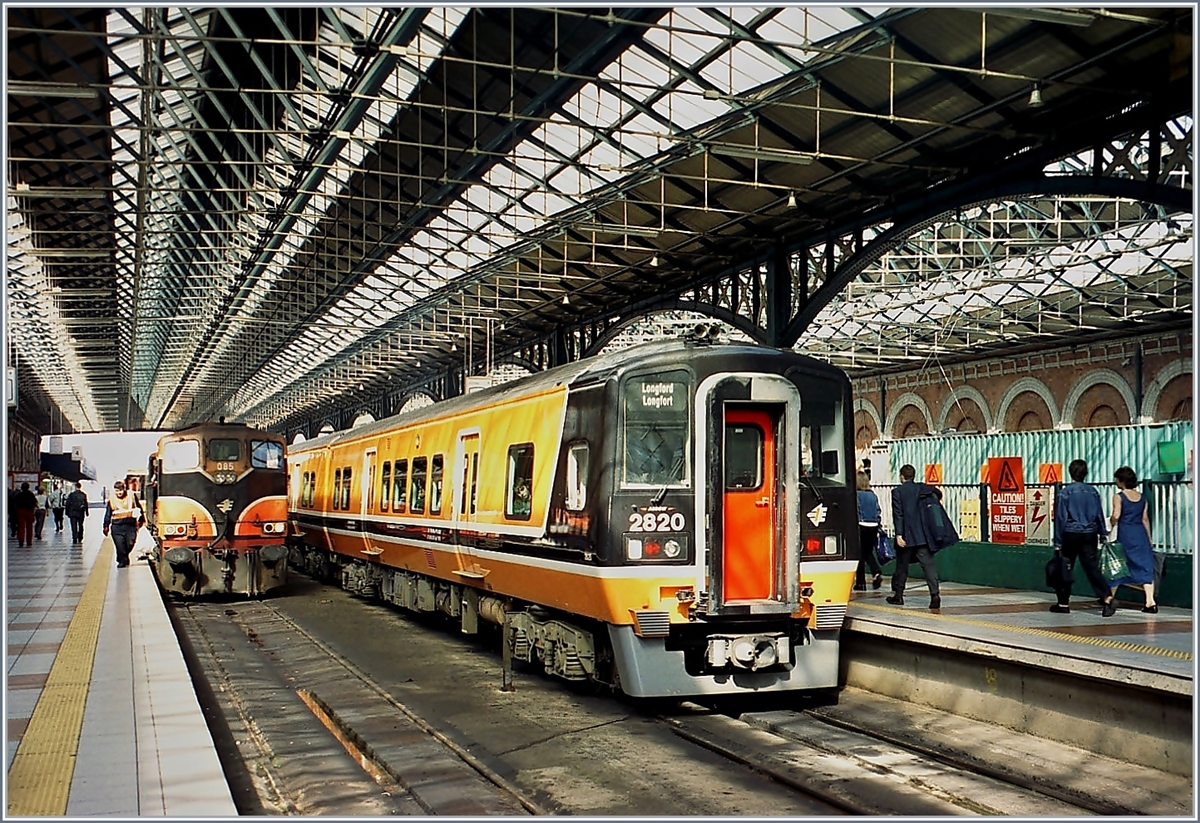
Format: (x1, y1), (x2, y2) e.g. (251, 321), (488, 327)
(1052, 459), (1115, 616)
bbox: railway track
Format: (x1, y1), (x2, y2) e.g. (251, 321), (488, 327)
(169, 577), (1191, 816)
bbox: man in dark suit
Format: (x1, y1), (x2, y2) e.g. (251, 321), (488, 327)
(888, 464), (941, 610)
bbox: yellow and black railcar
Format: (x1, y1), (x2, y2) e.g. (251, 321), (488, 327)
(287, 336), (858, 697)
(144, 421), (289, 596)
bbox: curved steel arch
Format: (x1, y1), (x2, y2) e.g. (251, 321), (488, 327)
(580, 299), (770, 359)
(780, 175), (1192, 347)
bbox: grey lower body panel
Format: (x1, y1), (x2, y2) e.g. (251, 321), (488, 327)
(608, 624), (840, 698)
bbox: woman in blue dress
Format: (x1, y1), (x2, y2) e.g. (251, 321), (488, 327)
(1107, 466), (1157, 613)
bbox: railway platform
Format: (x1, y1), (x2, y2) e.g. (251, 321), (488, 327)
(845, 581), (1194, 776)
(5, 520), (235, 816)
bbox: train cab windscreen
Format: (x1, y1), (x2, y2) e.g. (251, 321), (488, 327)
(251, 440), (284, 469)
(621, 371), (691, 488)
(798, 377), (847, 486)
(208, 438), (241, 462)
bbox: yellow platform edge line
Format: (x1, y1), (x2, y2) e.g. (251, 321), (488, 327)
(7, 542), (114, 816)
(856, 601), (1192, 661)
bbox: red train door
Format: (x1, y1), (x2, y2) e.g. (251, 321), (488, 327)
(722, 408), (778, 601)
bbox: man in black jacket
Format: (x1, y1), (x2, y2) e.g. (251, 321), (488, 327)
(889, 464), (942, 610)
(64, 482), (89, 544)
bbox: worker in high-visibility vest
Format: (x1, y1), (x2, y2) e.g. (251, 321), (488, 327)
(103, 479), (141, 568)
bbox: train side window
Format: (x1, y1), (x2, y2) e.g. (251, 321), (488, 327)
(393, 459), (408, 512)
(306, 472), (316, 507)
(341, 467), (352, 509)
(161, 439), (200, 472)
(333, 469), (342, 510)
(250, 440), (283, 469)
(410, 457), (427, 514)
(300, 472), (310, 507)
(430, 455), (444, 515)
(380, 462), (391, 512)
(209, 438), (241, 462)
(506, 443), (534, 520)
(566, 443), (588, 511)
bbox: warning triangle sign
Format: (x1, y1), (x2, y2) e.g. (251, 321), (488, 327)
(997, 460), (1021, 492)
(1039, 463), (1062, 484)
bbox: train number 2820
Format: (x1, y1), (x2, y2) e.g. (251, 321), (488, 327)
(629, 511), (686, 532)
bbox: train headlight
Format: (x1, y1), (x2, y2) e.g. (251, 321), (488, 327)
(626, 537), (643, 560)
(663, 539), (681, 558)
(824, 535), (839, 555)
(262, 522), (285, 534)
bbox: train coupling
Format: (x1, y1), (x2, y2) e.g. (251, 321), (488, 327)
(705, 633), (790, 671)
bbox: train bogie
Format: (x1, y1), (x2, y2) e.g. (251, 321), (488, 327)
(288, 340), (858, 697)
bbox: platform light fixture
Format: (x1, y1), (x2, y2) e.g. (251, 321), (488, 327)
(709, 143), (814, 165)
(650, 254), (660, 267)
(573, 221), (659, 238)
(1028, 83), (1044, 108)
(787, 191), (798, 209)
(8, 81), (98, 99)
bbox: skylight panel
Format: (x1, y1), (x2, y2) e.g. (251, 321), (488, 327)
(661, 80), (729, 131)
(601, 47), (671, 92)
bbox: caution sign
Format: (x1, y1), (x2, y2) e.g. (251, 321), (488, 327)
(924, 463), (943, 485)
(1038, 463), (1063, 484)
(959, 499), (981, 542)
(987, 457), (1025, 544)
(1024, 486), (1053, 545)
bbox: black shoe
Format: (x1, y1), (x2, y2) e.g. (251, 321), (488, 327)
(886, 594), (904, 606)
(1102, 600), (1117, 617)
(872, 574), (883, 590)
(929, 596), (941, 610)
(1049, 604), (1070, 614)
(1142, 605), (1158, 614)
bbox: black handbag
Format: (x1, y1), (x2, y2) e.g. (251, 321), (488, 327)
(1045, 553), (1074, 589)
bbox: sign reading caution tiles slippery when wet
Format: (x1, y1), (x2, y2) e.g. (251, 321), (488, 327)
(987, 457), (1025, 544)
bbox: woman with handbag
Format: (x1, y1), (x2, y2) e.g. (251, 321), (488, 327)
(855, 471), (884, 591)
(1107, 466), (1157, 614)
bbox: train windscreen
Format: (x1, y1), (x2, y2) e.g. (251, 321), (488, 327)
(622, 371), (690, 488)
(799, 376), (847, 486)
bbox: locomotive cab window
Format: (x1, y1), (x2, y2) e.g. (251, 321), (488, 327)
(251, 440), (283, 469)
(209, 439), (241, 462)
(380, 462), (391, 512)
(333, 469), (342, 510)
(410, 457), (427, 514)
(622, 371), (690, 488)
(799, 376), (847, 486)
(724, 425), (763, 490)
(161, 439), (200, 472)
(566, 443), (589, 511)
(506, 444), (534, 520)
(430, 455), (444, 515)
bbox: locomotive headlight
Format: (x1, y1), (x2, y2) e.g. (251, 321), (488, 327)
(663, 539), (681, 558)
(626, 537), (643, 560)
(824, 535), (839, 555)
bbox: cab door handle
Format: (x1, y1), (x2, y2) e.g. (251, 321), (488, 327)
(755, 497), (770, 507)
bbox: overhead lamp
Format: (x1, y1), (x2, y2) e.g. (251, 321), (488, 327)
(1027, 83), (1044, 108)
(573, 221), (660, 239)
(10, 184), (106, 199)
(787, 191), (798, 209)
(709, 143), (814, 165)
(650, 254), (660, 268)
(562, 294), (570, 305)
(34, 248), (111, 259)
(978, 8), (1094, 27)
(8, 81), (98, 99)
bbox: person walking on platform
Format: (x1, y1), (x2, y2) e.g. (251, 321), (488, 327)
(103, 479), (140, 568)
(50, 484), (65, 532)
(14, 482), (38, 548)
(33, 486), (50, 540)
(1106, 466), (1157, 614)
(65, 482), (89, 544)
(888, 464), (941, 610)
(1052, 459), (1115, 616)
(855, 471), (883, 591)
